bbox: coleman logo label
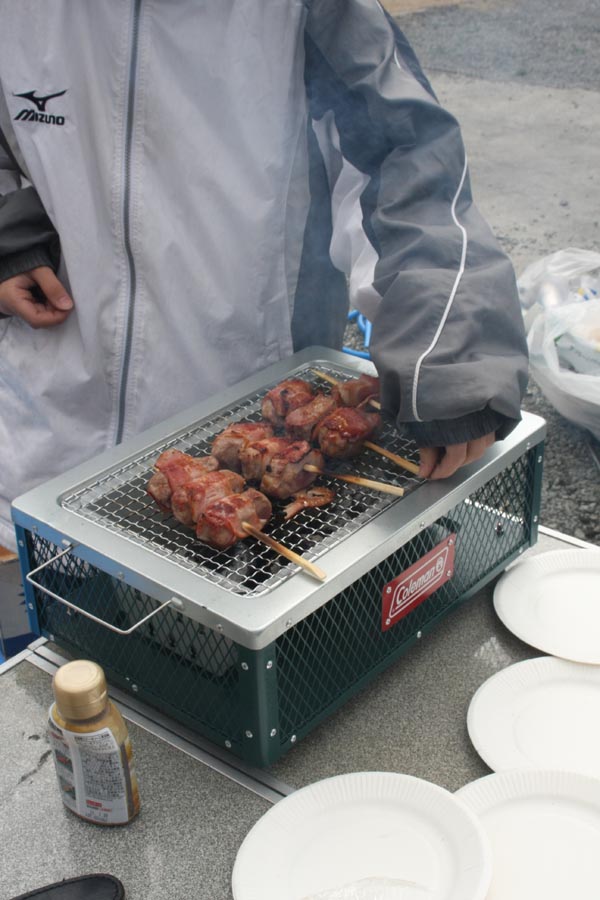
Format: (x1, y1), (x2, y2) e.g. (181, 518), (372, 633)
(382, 535), (456, 631)
(13, 89), (67, 126)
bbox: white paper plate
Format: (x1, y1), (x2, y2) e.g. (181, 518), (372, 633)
(456, 770), (600, 900)
(493, 548), (600, 663)
(232, 772), (492, 900)
(467, 655), (600, 777)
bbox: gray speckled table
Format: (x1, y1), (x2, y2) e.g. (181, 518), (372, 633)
(0, 528), (590, 900)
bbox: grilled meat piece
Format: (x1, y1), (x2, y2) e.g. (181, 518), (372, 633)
(211, 421), (274, 471)
(261, 379), (314, 429)
(283, 486), (335, 520)
(260, 440), (325, 500)
(171, 469), (244, 526)
(284, 392), (339, 442)
(195, 488), (272, 550)
(315, 407), (381, 459)
(332, 373), (380, 408)
(239, 436), (292, 482)
(148, 450), (220, 511)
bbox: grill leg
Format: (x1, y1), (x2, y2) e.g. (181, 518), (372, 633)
(237, 643), (281, 767)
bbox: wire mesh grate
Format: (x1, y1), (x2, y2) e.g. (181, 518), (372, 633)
(59, 363), (422, 596)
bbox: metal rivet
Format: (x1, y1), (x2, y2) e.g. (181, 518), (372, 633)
(447, 570), (452, 577)
(18, 540), (25, 547)
(448, 538), (454, 546)
(216, 623), (223, 632)
(225, 740), (232, 749)
(419, 521), (426, 529)
(245, 730), (253, 739)
(28, 603), (34, 610)
(131, 684), (139, 693)
(285, 620), (293, 628)
(537, 455), (543, 463)
(290, 734), (297, 743)
(385, 618), (391, 626)
(533, 516), (538, 523)
(116, 572), (124, 580)
(416, 631), (422, 639)
(266, 660), (273, 670)
(270, 728), (277, 737)
(386, 587), (392, 594)
(241, 662), (249, 671)
(526, 442), (531, 450)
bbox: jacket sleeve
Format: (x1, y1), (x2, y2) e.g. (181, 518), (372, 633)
(304, 0), (528, 447)
(0, 129), (60, 283)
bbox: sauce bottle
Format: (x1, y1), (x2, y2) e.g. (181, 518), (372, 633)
(47, 659), (140, 825)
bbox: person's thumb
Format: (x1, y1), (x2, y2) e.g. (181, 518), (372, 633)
(31, 266), (74, 311)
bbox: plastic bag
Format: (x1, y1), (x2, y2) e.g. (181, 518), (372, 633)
(517, 248), (600, 439)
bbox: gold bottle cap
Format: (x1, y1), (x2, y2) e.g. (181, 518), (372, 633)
(52, 660), (108, 720)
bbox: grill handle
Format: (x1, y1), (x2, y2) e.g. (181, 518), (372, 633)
(25, 543), (182, 636)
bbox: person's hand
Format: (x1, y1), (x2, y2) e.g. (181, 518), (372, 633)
(418, 432), (496, 480)
(0, 266), (73, 328)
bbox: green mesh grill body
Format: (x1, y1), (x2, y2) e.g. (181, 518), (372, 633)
(19, 445), (542, 766)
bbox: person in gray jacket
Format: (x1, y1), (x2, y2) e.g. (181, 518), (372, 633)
(0, 0), (527, 551)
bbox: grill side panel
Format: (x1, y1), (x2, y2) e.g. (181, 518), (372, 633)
(18, 444), (543, 767)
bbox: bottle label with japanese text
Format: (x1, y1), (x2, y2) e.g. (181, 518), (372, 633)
(47, 708), (137, 825)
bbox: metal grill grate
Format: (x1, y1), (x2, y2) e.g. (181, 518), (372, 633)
(59, 363), (422, 596)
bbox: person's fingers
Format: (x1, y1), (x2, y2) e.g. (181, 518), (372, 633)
(463, 432), (496, 466)
(30, 266), (73, 312)
(428, 443), (468, 480)
(0, 269), (73, 328)
(417, 446), (441, 479)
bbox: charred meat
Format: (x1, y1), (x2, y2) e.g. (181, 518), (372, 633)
(260, 440), (325, 500)
(195, 488), (272, 550)
(148, 450), (220, 511)
(239, 436), (292, 482)
(170, 469), (245, 526)
(315, 407), (381, 459)
(284, 392), (339, 442)
(261, 379), (314, 429)
(211, 421), (274, 471)
(332, 373), (380, 408)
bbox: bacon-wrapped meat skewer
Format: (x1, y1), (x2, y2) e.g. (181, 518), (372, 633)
(261, 379), (314, 429)
(331, 373), (380, 408)
(211, 421), (274, 471)
(238, 436), (291, 483)
(315, 407), (381, 459)
(170, 469), (245, 527)
(284, 392), (339, 442)
(195, 489), (272, 550)
(147, 449), (220, 512)
(260, 440), (325, 500)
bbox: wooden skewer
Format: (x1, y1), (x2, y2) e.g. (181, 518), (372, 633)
(304, 465), (404, 497)
(363, 441), (420, 476)
(311, 371), (419, 475)
(312, 368), (381, 409)
(241, 522), (327, 582)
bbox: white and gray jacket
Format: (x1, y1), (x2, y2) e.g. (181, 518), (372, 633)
(0, 0), (528, 549)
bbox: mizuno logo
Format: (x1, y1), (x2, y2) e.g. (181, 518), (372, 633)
(13, 89), (67, 126)
(14, 89), (66, 112)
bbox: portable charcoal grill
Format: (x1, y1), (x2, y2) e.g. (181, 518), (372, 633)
(13, 348), (546, 766)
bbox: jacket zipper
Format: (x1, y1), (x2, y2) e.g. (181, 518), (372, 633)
(115, 0), (142, 445)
